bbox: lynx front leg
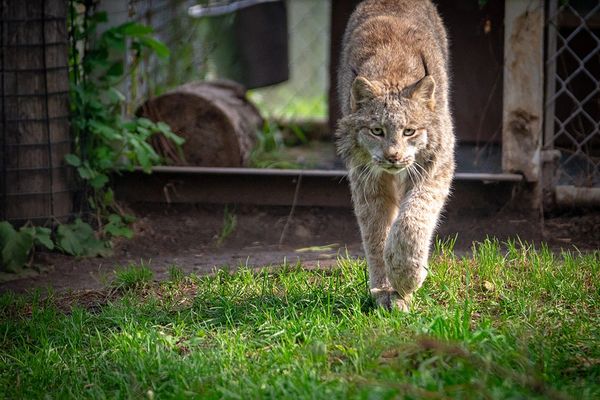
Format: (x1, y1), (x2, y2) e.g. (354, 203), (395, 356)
(384, 183), (449, 310)
(352, 179), (399, 309)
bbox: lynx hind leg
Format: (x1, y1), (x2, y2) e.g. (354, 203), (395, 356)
(384, 189), (447, 310)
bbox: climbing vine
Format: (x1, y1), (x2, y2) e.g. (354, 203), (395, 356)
(0, 2), (184, 272)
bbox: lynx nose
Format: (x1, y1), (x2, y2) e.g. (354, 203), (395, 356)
(385, 152), (402, 164)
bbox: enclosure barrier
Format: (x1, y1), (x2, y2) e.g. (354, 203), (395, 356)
(0, 0), (73, 225)
(544, 0), (600, 207)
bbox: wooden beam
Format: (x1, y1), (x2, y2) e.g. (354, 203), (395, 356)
(502, 0), (544, 183)
(114, 168), (522, 210)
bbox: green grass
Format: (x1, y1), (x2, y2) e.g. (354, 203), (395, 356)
(112, 263), (154, 290)
(0, 239), (598, 399)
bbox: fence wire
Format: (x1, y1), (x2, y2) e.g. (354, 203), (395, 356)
(103, 0), (330, 122)
(1, 0), (73, 225)
(545, 0), (600, 188)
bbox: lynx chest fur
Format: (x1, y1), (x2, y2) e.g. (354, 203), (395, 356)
(336, 0), (455, 311)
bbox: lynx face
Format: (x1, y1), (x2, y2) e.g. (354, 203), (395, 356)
(340, 75), (436, 176)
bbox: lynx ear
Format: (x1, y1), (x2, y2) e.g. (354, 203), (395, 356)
(411, 75), (436, 111)
(351, 76), (382, 112)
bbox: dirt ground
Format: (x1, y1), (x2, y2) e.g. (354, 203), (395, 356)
(1, 203), (599, 294)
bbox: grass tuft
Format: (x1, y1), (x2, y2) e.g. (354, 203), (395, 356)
(216, 205), (237, 246)
(167, 265), (184, 283)
(0, 241), (598, 399)
(112, 262), (154, 289)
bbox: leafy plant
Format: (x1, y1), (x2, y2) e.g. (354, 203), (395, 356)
(0, 216), (121, 272)
(66, 1), (184, 245)
(56, 219), (111, 257)
(1, 4), (186, 273)
(248, 121), (304, 169)
(0, 222), (54, 272)
(69, 5), (183, 185)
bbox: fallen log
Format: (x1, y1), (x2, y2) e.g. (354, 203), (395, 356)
(138, 80), (262, 167)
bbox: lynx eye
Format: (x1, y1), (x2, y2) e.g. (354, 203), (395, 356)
(403, 128), (416, 137)
(370, 127), (384, 137)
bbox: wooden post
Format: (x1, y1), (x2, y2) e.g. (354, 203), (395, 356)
(502, 0), (544, 184)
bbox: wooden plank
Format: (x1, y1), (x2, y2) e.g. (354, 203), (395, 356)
(137, 166), (523, 182)
(502, 0), (544, 182)
(114, 169), (521, 211)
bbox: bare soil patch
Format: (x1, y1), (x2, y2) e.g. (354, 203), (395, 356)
(0, 203), (598, 294)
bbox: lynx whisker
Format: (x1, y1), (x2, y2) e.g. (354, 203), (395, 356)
(409, 164), (425, 183)
(414, 161), (430, 179)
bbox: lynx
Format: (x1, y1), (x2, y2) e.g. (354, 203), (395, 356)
(336, 0), (455, 311)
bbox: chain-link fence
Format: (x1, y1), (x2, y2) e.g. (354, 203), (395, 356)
(101, 0), (330, 122)
(545, 0), (600, 188)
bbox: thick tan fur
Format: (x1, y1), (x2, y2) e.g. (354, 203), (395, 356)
(336, 0), (455, 311)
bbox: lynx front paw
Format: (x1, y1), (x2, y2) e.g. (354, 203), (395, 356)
(389, 292), (412, 312)
(370, 288), (411, 312)
(370, 287), (393, 309)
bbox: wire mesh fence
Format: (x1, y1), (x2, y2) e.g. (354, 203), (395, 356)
(545, 0), (600, 188)
(102, 0), (330, 122)
(0, 0), (73, 225)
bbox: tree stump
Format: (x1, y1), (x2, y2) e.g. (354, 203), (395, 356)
(138, 80), (262, 167)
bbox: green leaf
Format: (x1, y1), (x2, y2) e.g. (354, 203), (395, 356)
(102, 31), (126, 52)
(105, 62), (124, 78)
(90, 120), (121, 140)
(140, 37), (170, 59)
(33, 227), (54, 250)
(0, 221), (16, 247)
(103, 189), (115, 206)
(132, 141), (152, 172)
(122, 121), (137, 131)
(107, 87), (126, 103)
(0, 226), (34, 272)
(57, 223), (85, 256)
(77, 166), (94, 180)
(120, 22), (154, 37)
(157, 122), (185, 146)
(90, 11), (108, 24)
(123, 214), (136, 224)
(90, 173), (109, 189)
(64, 154), (81, 167)
(104, 214), (134, 239)
(137, 118), (154, 128)
(136, 126), (151, 137)
(57, 219), (111, 257)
